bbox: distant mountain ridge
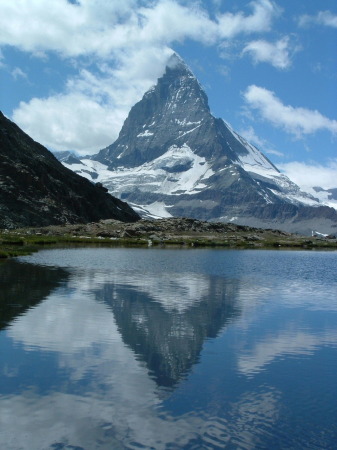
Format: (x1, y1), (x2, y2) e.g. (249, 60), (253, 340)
(63, 54), (337, 236)
(0, 112), (140, 228)
(310, 186), (337, 211)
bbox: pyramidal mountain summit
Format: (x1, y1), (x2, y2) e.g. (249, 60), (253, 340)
(63, 53), (337, 235)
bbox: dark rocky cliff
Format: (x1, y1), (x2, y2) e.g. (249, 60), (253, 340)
(0, 112), (140, 228)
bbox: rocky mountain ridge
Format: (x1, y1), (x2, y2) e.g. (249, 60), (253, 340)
(0, 112), (140, 228)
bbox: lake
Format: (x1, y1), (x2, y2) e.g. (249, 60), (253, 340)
(1, 247), (337, 449)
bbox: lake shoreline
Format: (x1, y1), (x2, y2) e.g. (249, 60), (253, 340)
(1, 217), (337, 258)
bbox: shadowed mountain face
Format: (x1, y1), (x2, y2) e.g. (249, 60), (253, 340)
(0, 111), (140, 228)
(63, 54), (337, 235)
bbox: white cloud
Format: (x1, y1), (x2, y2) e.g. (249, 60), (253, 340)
(13, 93), (121, 153)
(243, 85), (337, 137)
(0, 0), (139, 58)
(239, 125), (284, 157)
(216, 0), (280, 38)
(240, 125), (266, 148)
(12, 46), (173, 153)
(279, 159), (337, 190)
(0, 0), (279, 58)
(11, 67), (28, 80)
(242, 36), (298, 69)
(299, 10), (337, 28)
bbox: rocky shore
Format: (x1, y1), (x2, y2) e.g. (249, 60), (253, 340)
(1, 218), (336, 258)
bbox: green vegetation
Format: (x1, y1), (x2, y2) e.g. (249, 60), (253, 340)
(0, 241), (38, 258)
(0, 233), (150, 258)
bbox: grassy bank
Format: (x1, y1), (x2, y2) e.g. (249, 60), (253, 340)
(0, 234), (147, 258)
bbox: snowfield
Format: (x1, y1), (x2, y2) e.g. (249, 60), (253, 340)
(64, 144), (215, 200)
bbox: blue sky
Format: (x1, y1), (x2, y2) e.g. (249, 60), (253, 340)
(0, 0), (336, 190)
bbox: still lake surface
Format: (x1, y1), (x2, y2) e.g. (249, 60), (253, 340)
(0, 247), (337, 449)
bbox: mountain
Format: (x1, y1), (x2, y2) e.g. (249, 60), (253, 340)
(100, 274), (241, 388)
(311, 186), (337, 211)
(54, 150), (84, 166)
(0, 111), (140, 228)
(64, 54), (337, 236)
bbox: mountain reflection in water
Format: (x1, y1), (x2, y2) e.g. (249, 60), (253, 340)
(0, 260), (69, 330)
(1, 248), (337, 449)
(95, 272), (241, 387)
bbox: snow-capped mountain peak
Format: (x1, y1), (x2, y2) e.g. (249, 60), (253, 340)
(63, 55), (337, 235)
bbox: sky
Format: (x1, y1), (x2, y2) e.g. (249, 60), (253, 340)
(0, 0), (336, 191)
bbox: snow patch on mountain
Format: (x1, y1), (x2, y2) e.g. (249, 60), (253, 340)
(175, 119), (201, 127)
(63, 159), (109, 182)
(137, 130), (154, 137)
(131, 202), (173, 219)
(64, 144), (214, 199)
(177, 124), (202, 140)
(307, 187), (337, 210)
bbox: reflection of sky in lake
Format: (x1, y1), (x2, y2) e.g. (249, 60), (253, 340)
(1, 248), (337, 449)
